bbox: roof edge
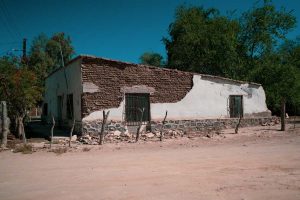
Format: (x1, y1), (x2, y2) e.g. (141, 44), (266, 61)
(45, 54), (261, 86)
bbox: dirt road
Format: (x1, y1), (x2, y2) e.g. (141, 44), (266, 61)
(1, 125), (300, 200)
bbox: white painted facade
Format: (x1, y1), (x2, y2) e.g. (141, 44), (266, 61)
(44, 59), (82, 123)
(83, 75), (270, 121)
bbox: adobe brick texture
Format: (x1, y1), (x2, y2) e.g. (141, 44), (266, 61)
(81, 57), (193, 118)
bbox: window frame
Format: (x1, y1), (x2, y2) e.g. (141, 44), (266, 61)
(125, 93), (150, 125)
(229, 95), (243, 118)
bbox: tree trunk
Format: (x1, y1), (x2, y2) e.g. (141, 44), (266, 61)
(281, 97), (286, 131)
(1, 101), (9, 148)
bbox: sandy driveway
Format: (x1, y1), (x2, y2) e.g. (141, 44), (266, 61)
(0, 124), (300, 200)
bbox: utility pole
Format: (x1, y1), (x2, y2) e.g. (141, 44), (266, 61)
(22, 38), (27, 64)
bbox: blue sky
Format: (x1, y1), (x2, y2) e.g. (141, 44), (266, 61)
(0, 0), (299, 63)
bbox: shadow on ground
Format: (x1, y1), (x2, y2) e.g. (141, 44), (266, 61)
(25, 121), (71, 140)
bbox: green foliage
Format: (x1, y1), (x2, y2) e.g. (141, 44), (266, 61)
(46, 32), (74, 68)
(164, 1), (299, 115)
(163, 5), (240, 77)
(28, 32), (75, 88)
(0, 56), (42, 118)
(239, 0), (296, 59)
(249, 53), (299, 114)
(140, 52), (164, 67)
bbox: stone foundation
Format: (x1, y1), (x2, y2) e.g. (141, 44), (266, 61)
(81, 117), (277, 136)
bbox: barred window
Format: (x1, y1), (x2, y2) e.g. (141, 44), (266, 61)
(125, 93), (150, 124)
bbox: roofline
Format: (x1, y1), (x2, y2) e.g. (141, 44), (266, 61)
(45, 54), (261, 86)
(45, 55), (83, 79)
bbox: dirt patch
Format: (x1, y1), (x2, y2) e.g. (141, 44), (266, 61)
(0, 124), (299, 200)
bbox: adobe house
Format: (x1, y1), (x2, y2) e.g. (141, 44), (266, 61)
(43, 55), (271, 135)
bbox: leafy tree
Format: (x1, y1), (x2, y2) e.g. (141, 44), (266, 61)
(0, 56), (42, 141)
(238, 0), (298, 123)
(163, 6), (240, 78)
(28, 32), (75, 88)
(140, 52), (164, 67)
(163, 1), (299, 121)
(238, 0), (296, 68)
(249, 46), (300, 130)
(28, 34), (54, 88)
(46, 32), (74, 68)
(277, 38), (300, 116)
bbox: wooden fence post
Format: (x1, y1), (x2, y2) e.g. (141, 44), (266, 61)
(69, 119), (75, 147)
(235, 114), (242, 134)
(136, 108), (145, 142)
(99, 111), (110, 145)
(1, 101), (9, 148)
(50, 115), (55, 148)
(160, 111), (168, 141)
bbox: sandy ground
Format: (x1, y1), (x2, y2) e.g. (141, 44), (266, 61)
(0, 124), (300, 200)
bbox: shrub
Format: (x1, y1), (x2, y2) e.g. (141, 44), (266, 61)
(13, 144), (33, 154)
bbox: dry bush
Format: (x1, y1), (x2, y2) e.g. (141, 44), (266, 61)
(13, 144), (33, 154)
(51, 147), (68, 155)
(82, 147), (91, 152)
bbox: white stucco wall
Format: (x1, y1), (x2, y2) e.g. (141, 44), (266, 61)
(44, 59), (82, 122)
(83, 75), (269, 121)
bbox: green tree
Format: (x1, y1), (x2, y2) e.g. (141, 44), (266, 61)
(46, 32), (74, 68)
(28, 34), (54, 88)
(277, 38), (300, 116)
(28, 32), (75, 88)
(238, 0), (296, 68)
(238, 0), (298, 123)
(249, 48), (300, 130)
(163, 6), (240, 78)
(140, 52), (164, 67)
(0, 56), (42, 141)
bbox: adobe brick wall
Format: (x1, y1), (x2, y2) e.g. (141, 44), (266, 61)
(81, 57), (193, 117)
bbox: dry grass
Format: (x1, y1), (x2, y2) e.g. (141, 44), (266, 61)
(82, 147), (91, 152)
(51, 147), (68, 155)
(13, 144), (33, 154)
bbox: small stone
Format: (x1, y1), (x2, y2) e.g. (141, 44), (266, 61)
(154, 131), (161, 136)
(108, 125), (116, 131)
(85, 135), (92, 140)
(146, 132), (155, 138)
(113, 130), (121, 136)
(121, 130), (131, 137)
(71, 135), (77, 142)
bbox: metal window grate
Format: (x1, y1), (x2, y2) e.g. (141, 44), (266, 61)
(125, 93), (150, 125)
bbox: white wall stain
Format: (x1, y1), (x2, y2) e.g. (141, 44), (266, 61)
(83, 82), (99, 93)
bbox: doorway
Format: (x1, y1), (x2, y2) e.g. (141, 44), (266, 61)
(229, 95), (243, 118)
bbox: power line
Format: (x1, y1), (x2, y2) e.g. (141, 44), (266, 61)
(0, 0), (21, 39)
(0, 11), (17, 40)
(0, 0), (21, 38)
(0, 41), (20, 46)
